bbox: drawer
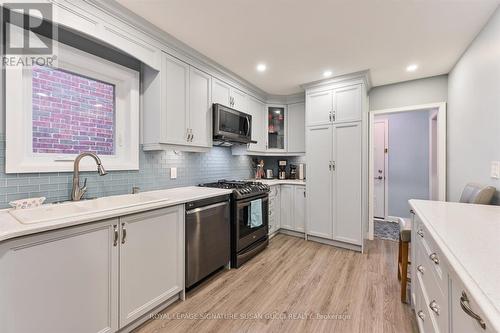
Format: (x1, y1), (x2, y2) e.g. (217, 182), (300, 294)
(415, 241), (448, 333)
(415, 273), (439, 333)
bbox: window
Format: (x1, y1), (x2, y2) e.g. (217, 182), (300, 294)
(6, 39), (139, 173)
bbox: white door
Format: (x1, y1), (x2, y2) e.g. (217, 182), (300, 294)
(333, 122), (362, 245)
(333, 84), (362, 123)
(231, 87), (247, 112)
(306, 90), (333, 126)
(294, 186), (306, 232)
(212, 78), (231, 106)
(280, 185), (294, 230)
(189, 67), (212, 147)
(306, 125), (333, 239)
(163, 54), (189, 145)
(287, 102), (306, 153)
(373, 119), (388, 219)
(247, 96), (266, 152)
(0, 219), (119, 333)
(119, 206), (184, 327)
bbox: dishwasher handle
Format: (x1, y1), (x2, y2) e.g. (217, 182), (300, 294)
(186, 201), (228, 215)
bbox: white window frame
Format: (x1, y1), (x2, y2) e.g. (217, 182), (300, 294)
(5, 39), (139, 173)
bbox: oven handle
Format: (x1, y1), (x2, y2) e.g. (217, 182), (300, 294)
(186, 201), (228, 215)
(237, 196), (269, 208)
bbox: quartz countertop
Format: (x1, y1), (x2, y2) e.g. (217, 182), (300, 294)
(409, 199), (500, 331)
(251, 179), (306, 186)
(0, 186), (232, 243)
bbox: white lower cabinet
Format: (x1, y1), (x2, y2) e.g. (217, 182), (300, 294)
(268, 185), (281, 235)
(279, 185), (306, 233)
(0, 205), (184, 333)
(119, 206), (184, 327)
(0, 219), (119, 333)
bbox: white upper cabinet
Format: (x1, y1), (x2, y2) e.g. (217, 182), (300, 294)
(247, 96), (266, 152)
(212, 78), (232, 106)
(287, 102), (306, 153)
(334, 84), (362, 123)
(189, 67), (212, 148)
(163, 54), (190, 145)
(231, 87), (248, 112)
(306, 90), (333, 126)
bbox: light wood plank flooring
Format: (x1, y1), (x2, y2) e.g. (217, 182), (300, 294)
(135, 234), (417, 333)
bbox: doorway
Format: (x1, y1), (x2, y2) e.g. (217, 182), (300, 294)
(368, 103), (446, 240)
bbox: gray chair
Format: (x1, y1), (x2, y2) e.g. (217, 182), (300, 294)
(459, 183), (496, 205)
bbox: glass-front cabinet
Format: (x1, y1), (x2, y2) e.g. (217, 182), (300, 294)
(267, 105), (286, 151)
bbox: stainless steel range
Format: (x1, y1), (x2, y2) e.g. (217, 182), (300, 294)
(199, 180), (270, 268)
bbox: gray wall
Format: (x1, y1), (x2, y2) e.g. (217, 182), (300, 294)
(448, 7), (500, 204)
(377, 112), (430, 217)
(369, 75), (448, 111)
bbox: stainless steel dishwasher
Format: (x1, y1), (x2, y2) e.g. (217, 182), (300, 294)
(185, 194), (231, 288)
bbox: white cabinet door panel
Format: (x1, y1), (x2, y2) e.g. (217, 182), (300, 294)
(333, 123), (362, 244)
(163, 54), (189, 144)
(287, 102), (306, 153)
(189, 67), (212, 147)
(0, 219), (119, 333)
(231, 87), (248, 112)
(280, 185), (294, 230)
(212, 78), (231, 107)
(294, 186), (306, 232)
(119, 206), (184, 327)
(334, 85), (362, 123)
(247, 96), (266, 152)
(306, 125), (333, 239)
(306, 90), (333, 126)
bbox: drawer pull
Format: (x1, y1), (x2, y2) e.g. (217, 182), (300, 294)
(417, 310), (425, 321)
(113, 225), (118, 247)
(417, 229), (424, 238)
(429, 300), (440, 315)
(417, 265), (425, 274)
(429, 252), (439, 264)
(460, 291), (486, 330)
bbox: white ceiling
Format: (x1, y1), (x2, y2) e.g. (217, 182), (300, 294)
(116, 0), (499, 95)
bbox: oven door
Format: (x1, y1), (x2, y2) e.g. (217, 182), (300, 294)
(235, 194), (269, 252)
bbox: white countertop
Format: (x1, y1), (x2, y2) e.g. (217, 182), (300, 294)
(0, 186), (232, 243)
(251, 179), (306, 186)
(409, 199), (500, 331)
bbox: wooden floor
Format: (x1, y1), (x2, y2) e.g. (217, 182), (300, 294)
(135, 234), (417, 333)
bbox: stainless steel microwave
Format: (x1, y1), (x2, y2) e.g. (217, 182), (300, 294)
(213, 103), (256, 144)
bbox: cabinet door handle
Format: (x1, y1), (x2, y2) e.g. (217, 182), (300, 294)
(329, 111), (332, 122)
(460, 291), (486, 330)
(332, 161), (336, 171)
(417, 310), (425, 321)
(121, 223), (127, 244)
(429, 252), (439, 265)
(429, 300), (440, 315)
(329, 161), (332, 171)
(332, 111), (336, 122)
(113, 225), (118, 247)
(417, 265), (425, 274)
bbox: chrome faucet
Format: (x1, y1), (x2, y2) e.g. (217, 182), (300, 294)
(71, 152), (107, 201)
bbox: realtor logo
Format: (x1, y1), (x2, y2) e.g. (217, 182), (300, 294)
(2, 2), (57, 66)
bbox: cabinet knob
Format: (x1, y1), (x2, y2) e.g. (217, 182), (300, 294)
(417, 265), (425, 274)
(429, 300), (440, 315)
(417, 229), (424, 238)
(417, 310), (425, 321)
(429, 252), (439, 265)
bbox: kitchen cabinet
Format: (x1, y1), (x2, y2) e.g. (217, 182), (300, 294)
(280, 184), (306, 233)
(287, 102), (306, 153)
(0, 219), (119, 333)
(247, 96), (267, 152)
(306, 84), (362, 126)
(212, 78), (247, 111)
(268, 185), (281, 236)
(267, 105), (287, 151)
(0, 206), (184, 333)
(119, 206), (184, 327)
(143, 53), (212, 151)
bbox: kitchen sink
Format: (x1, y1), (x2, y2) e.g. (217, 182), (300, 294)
(9, 194), (169, 224)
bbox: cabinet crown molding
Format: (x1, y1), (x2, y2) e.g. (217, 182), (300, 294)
(301, 70), (372, 92)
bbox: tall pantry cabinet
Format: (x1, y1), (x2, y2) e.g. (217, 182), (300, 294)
(304, 74), (368, 251)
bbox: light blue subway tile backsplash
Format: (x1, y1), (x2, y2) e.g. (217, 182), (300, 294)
(0, 135), (256, 208)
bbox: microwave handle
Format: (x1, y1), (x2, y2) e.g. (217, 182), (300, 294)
(245, 116), (251, 137)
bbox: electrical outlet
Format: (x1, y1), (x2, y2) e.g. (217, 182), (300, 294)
(491, 161), (500, 179)
(170, 167), (177, 179)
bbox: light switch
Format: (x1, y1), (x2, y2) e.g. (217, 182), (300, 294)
(491, 161), (500, 179)
(170, 167), (177, 179)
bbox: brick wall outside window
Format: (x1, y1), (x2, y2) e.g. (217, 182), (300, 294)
(32, 66), (115, 155)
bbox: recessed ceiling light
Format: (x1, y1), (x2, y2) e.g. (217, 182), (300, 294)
(406, 64), (418, 72)
(256, 63), (267, 72)
(323, 70), (333, 78)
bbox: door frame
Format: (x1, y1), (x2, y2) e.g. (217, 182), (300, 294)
(373, 117), (389, 219)
(428, 109), (439, 200)
(367, 102), (447, 240)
